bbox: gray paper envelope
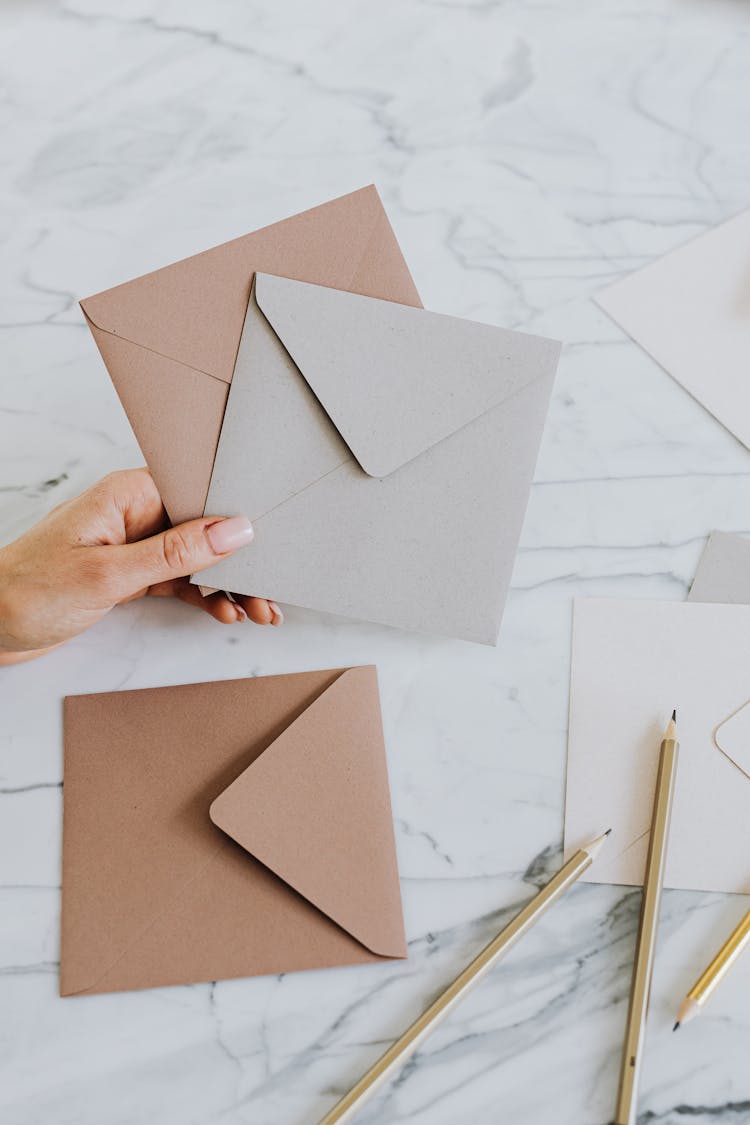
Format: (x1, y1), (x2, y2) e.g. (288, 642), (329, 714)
(688, 531), (750, 604)
(194, 274), (560, 644)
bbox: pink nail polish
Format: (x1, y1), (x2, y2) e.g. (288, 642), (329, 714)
(206, 516), (254, 555)
(268, 601), (284, 626)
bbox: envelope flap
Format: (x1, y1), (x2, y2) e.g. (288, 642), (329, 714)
(209, 666), (406, 958)
(255, 272), (561, 478)
(79, 185), (417, 386)
(714, 700), (750, 779)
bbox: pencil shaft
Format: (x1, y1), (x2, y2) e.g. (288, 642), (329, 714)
(317, 846), (594, 1125)
(689, 910), (750, 1005)
(615, 738), (679, 1125)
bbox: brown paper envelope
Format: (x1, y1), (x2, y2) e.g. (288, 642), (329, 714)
(61, 666), (405, 997)
(79, 186), (421, 525)
(195, 273), (561, 644)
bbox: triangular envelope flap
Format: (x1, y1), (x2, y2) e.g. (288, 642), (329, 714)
(79, 185), (415, 385)
(715, 701), (750, 779)
(209, 666), (406, 959)
(255, 273), (561, 479)
(83, 322), (229, 523)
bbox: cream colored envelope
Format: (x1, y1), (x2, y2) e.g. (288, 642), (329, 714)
(194, 274), (561, 644)
(564, 598), (750, 894)
(595, 208), (750, 450)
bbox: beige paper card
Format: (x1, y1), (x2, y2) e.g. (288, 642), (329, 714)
(596, 209), (750, 450)
(565, 598), (750, 893)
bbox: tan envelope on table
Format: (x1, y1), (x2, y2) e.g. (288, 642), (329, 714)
(79, 186), (421, 525)
(194, 274), (561, 645)
(61, 666), (406, 997)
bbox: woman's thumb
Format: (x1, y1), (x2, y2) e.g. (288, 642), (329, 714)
(111, 515), (254, 598)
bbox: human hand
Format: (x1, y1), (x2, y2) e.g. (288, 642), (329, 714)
(0, 468), (282, 665)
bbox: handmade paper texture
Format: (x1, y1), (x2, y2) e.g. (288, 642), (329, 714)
(79, 185), (421, 525)
(596, 208), (750, 450)
(564, 598), (750, 893)
(61, 666), (405, 997)
(196, 273), (561, 644)
(688, 531), (750, 605)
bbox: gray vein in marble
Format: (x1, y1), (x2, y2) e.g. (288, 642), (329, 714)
(0, 783), (62, 794)
(640, 1101), (750, 1121)
(397, 818), (455, 867)
(345, 888), (638, 1122)
(0, 885), (61, 891)
(0, 962), (58, 976)
(482, 40), (533, 108)
(629, 40), (718, 206)
(208, 982), (245, 1081)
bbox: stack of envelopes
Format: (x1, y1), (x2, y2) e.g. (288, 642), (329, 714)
(81, 186), (561, 643)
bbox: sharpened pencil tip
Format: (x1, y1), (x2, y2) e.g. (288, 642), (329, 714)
(584, 831), (612, 860)
(672, 709), (677, 722)
(673, 1022), (680, 1032)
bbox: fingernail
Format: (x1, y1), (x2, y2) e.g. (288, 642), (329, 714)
(206, 516), (254, 555)
(235, 605), (247, 622)
(268, 601), (284, 626)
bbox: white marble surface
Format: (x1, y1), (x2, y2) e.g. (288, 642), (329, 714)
(2, 1), (750, 1122)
